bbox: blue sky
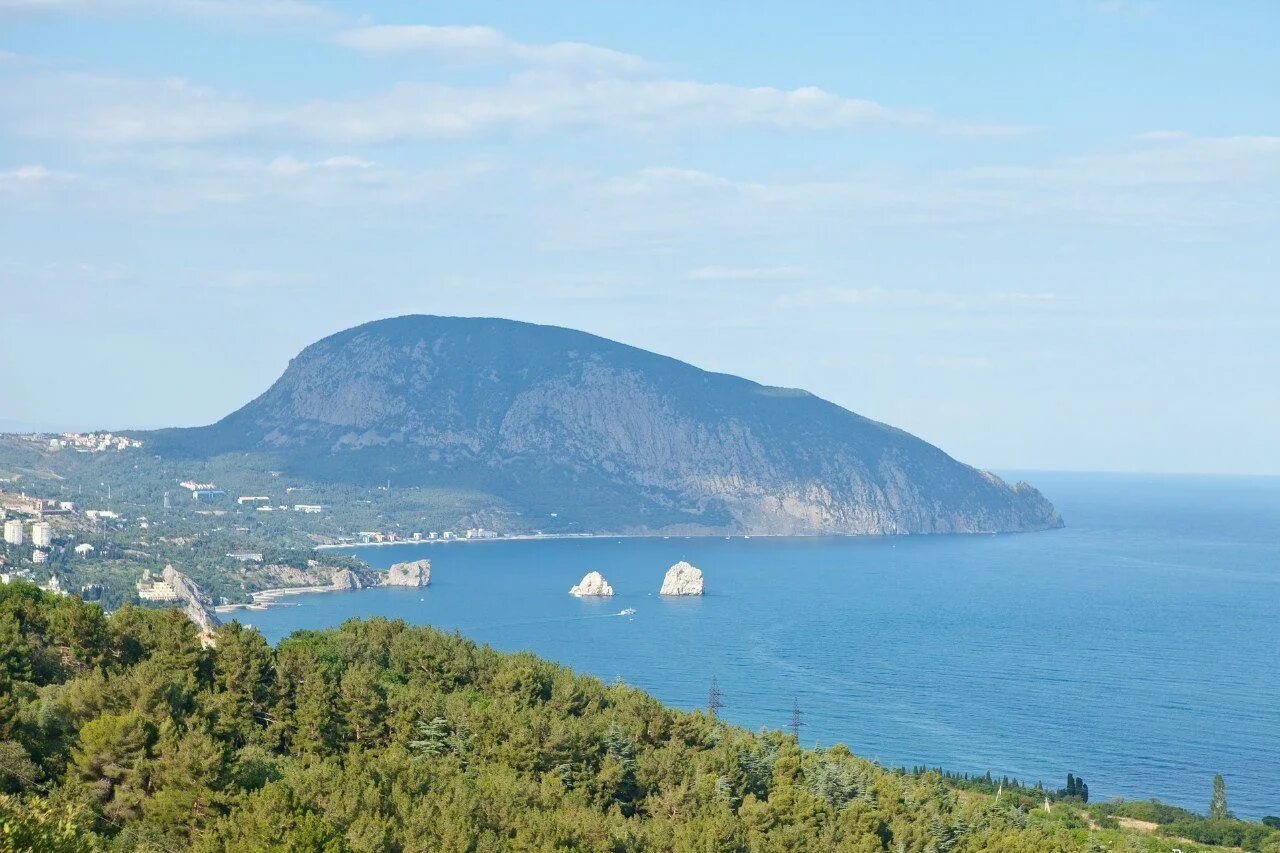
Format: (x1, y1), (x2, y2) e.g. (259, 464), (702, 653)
(1, 1), (1276, 475)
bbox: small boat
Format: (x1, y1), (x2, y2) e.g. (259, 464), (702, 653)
(618, 608), (636, 616)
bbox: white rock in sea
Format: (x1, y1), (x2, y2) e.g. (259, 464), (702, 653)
(659, 561), (704, 596)
(569, 570), (614, 597)
(330, 568), (364, 591)
(385, 559), (431, 587)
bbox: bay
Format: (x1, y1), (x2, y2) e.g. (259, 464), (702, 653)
(243, 472), (1280, 818)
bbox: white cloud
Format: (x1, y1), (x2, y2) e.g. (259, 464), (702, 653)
(264, 153), (374, 176)
(3, 69), (1028, 145)
(1134, 129), (1192, 141)
(0, 0), (337, 23)
(335, 25), (649, 74)
(1, 164), (53, 181)
(0, 163), (74, 191)
(544, 133), (1280, 247)
(685, 266), (811, 282)
(774, 288), (1064, 312)
(776, 288), (968, 310)
(207, 269), (315, 290)
(28, 147), (492, 214)
(955, 135), (1280, 189)
(917, 355), (995, 370)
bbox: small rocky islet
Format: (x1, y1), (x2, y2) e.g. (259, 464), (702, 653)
(566, 561), (705, 598)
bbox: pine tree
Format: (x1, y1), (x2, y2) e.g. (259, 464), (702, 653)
(1066, 773), (1077, 798)
(1209, 773), (1229, 819)
(408, 717), (452, 756)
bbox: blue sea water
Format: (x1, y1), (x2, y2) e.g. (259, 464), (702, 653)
(244, 473), (1280, 818)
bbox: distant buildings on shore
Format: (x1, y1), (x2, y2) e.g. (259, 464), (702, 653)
(45, 432), (142, 453)
(353, 527), (499, 544)
(179, 480), (225, 501)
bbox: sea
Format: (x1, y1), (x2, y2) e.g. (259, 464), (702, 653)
(242, 472), (1280, 819)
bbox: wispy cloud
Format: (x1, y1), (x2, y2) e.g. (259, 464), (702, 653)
(56, 148), (495, 214)
(1133, 129), (1192, 141)
(917, 355), (995, 371)
(544, 133), (1280, 247)
(206, 269), (315, 290)
(685, 266), (811, 282)
(0, 0), (337, 23)
(774, 288), (1065, 312)
(335, 25), (650, 75)
(3, 67), (1033, 145)
(0, 163), (75, 191)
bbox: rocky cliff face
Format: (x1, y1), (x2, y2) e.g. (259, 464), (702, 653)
(659, 561), (704, 596)
(385, 559), (431, 587)
(161, 564), (220, 632)
(330, 568), (364, 590)
(569, 571), (614, 597)
(153, 315), (1062, 536)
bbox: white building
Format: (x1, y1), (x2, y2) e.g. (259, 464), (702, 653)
(292, 504), (323, 513)
(137, 569), (179, 601)
(32, 549), (48, 564)
(3, 520), (24, 545)
(31, 521), (53, 547)
(75, 543), (95, 556)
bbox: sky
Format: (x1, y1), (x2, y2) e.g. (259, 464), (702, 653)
(0, 1), (1276, 475)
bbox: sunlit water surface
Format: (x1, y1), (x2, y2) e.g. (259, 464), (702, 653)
(243, 473), (1280, 817)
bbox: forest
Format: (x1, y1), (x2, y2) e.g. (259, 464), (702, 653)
(1, 580), (1276, 852)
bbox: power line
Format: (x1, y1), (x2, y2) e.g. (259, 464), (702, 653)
(707, 676), (724, 718)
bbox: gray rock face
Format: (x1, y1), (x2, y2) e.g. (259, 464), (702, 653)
(161, 564), (220, 632)
(659, 561), (704, 596)
(157, 315), (1063, 536)
(385, 559), (431, 587)
(569, 570), (614, 597)
(330, 568), (364, 590)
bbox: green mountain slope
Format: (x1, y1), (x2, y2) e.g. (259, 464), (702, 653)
(4, 581), (1263, 852)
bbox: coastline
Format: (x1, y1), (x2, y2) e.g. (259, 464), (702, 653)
(313, 532), (673, 551)
(215, 583), (343, 613)
(312, 531), (799, 552)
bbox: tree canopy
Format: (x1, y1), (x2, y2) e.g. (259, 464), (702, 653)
(0, 581), (1274, 852)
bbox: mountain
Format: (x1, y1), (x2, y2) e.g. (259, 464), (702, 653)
(150, 315), (1061, 535)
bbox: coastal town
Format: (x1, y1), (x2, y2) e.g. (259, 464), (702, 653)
(0, 429), (522, 616)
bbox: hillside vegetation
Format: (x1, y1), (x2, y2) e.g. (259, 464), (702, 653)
(2, 583), (1274, 852)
